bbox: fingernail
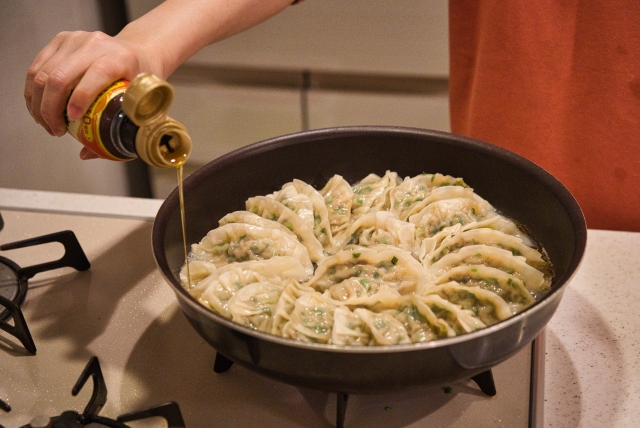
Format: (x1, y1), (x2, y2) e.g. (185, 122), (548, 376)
(67, 104), (83, 120)
(53, 128), (67, 137)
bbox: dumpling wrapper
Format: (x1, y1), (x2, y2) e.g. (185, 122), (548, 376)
(353, 307), (411, 345)
(226, 281), (283, 332)
(432, 264), (536, 313)
(192, 223), (314, 276)
(427, 244), (549, 296)
(423, 227), (546, 269)
(389, 173), (469, 221)
(414, 294), (486, 335)
(306, 246), (429, 296)
(331, 306), (372, 346)
(351, 171), (401, 219)
(281, 291), (337, 343)
(333, 211), (416, 255)
(320, 174), (353, 235)
(409, 188), (497, 240)
(192, 257), (310, 317)
(394, 295), (456, 342)
(246, 196), (326, 263)
(268, 180), (334, 252)
(424, 281), (513, 326)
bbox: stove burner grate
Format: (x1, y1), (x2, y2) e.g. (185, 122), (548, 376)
(0, 229), (91, 354)
(12, 356), (186, 428)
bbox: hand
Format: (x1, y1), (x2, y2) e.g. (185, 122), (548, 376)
(24, 31), (159, 140)
(24, 0), (295, 161)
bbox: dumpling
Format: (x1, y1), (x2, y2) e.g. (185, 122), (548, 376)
(423, 227), (546, 269)
(271, 281), (316, 336)
(351, 171), (401, 219)
(268, 184), (314, 226)
(191, 257), (310, 316)
(191, 223), (314, 275)
(269, 179), (334, 252)
(409, 188), (498, 240)
(246, 196), (325, 262)
(306, 246), (428, 296)
(389, 173), (469, 220)
(394, 296), (456, 342)
(427, 245), (550, 297)
(414, 294), (486, 335)
(179, 260), (217, 289)
(331, 306), (372, 346)
(353, 308), (412, 345)
(281, 292), (337, 343)
(319, 174), (353, 235)
(219, 210), (297, 238)
(432, 264), (536, 314)
(324, 279), (402, 308)
(416, 214), (536, 263)
(423, 281), (513, 326)
(333, 211), (416, 254)
(323, 277), (402, 312)
(460, 215), (536, 247)
(225, 281), (283, 332)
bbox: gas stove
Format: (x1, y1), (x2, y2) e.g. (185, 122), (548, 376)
(0, 200), (544, 428)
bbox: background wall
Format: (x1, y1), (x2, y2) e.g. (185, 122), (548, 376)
(0, 1), (450, 199)
(0, 1), (131, 196)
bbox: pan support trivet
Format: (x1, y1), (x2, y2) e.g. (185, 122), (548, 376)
(0, 230), (91, 354)
(212, 352), (497, 428)
(12, 356), (186, 428)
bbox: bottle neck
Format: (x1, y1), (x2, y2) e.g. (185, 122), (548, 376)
(135, 117), (192, 168)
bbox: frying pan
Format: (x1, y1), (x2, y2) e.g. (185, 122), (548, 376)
(152, 126), (586, 393)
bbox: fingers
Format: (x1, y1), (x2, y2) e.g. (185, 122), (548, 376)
(36, 67), (77, 136)
(65, 46), (140, 122)
(25, 32), (68, 135)
(26, 31), (91, 136)
(25, 31), (140, 138)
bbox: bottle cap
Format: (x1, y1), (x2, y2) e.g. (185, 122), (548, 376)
(135, 117), (192, 168)
(122, 73), (174, 127)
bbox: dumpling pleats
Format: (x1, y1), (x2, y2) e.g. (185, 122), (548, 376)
(182, 171), (554, 346)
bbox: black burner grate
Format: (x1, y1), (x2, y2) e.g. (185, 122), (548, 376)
(14, 356), (186, 428)
(0, 228), (91, 354)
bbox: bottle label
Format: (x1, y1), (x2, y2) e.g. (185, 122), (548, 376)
(67, 80), (130, 160)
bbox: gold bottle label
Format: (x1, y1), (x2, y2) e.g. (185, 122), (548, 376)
(67, 80), (130, 161)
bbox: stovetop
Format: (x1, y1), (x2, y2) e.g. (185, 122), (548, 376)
(0, 208), (543, 428)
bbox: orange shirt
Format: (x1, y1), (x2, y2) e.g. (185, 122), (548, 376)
(448, 1), (640, 231)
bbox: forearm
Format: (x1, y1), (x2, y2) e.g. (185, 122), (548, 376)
(116, 0), (295, 78)
(25, 0), (295, 139)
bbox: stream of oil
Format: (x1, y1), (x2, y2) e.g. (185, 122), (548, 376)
(177, 165), (191, 289)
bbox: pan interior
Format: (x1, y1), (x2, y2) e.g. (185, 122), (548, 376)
(153, 126), (585, 348)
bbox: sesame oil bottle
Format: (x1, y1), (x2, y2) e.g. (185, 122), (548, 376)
(67, 73), (193, 285)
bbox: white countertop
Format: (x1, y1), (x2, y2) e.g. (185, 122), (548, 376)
(0, 188), (163, 221)
(1, 188), (639, 427)
(544, 228), (640, 427)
